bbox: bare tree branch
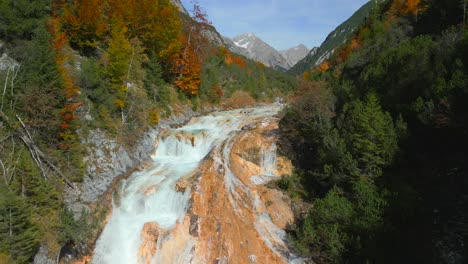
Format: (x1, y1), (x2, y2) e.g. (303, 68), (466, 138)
(15, 114), (75, 189)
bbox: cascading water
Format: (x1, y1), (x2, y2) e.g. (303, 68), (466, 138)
(262, 142), (278, 175)
(250, 142), (280, 186)
(92, 104), (286, 264)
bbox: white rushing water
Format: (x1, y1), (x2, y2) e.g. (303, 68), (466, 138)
(92, 104), (283, 264)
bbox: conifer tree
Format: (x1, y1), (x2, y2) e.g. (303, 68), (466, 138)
(340, 93), (399, 177)
(0, 186), (40, 263)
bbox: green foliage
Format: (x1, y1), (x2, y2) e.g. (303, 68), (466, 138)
(273, 171), (308, 199)
(295, 180), (387, 263)
(0, 0), (51, 41)
(283, 1), (468, 262)
(0, 186), (40, 263)
(296, 187), (353, 262)
(352, 178), (387, 233)
(7, 26), (64, 143)
(290, 0), (380, 75)
(58, 209), (93, 247)
(199, 49), (297, 102)
(79, 57), (103, 89)
(144, 52), (170, 106)
(339, 94), (399, 177)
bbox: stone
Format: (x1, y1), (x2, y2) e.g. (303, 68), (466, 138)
(175, 178), (190, 192)
(33, 244), (55, 264)
(189, 215), (199, 237)
(139, 222), (161, 264)
(241, 123), (257, 131)
(144, 186), (158, 196)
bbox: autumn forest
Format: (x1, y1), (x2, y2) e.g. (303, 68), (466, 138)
(0, 0), (467, 263)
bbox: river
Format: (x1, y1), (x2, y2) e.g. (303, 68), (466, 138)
(92, 104), (298, 264)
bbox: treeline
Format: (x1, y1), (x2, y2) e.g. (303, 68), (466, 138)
(280, 0), (468, 263)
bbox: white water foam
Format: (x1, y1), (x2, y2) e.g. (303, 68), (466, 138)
(92, 105), (283, 264)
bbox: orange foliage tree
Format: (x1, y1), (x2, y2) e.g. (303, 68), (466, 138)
(222, 49), (246, 68)
(49, 5), (82, 149)
(172, 39), (201, 95)
(314, 61), (330, 73)
(388, 0), (428, 20)
(171, 2), (211, 95)
(61, 0), (181, 61)
(62, 0), (107, 51)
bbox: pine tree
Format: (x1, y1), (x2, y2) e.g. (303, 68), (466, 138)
(144, 52), (169, 104)
(0, 0), (51, 41)
(340, 93), (399, 177)
(297, 187), (354, 262)
(0, 186), (40, 263)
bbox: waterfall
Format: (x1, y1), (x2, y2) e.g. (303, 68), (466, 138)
(92, 105), (284, 264)
(262, 143), (278, 176)
(250, 143), (279, 185)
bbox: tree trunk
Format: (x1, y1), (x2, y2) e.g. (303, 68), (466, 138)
(1, 68), (10, 112)
(9, 207), (12, 237)
(464, 0), (467, 26)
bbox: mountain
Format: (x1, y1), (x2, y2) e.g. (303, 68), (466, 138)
(225, 33), (292, 71)
(280, 44), (310, 67)
(169, 0), (189, 15)
(289, 0), (379, 74)
(222, 36), (245, 54)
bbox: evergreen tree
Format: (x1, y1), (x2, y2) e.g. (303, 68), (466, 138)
(297, 187), (354, 263)
(0, 0), (51, 41)
(144, 52), (169, 104)
(0, 186), (40, 263)
(340, 93), (399, 177)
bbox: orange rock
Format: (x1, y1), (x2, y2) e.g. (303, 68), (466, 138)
(175, 178), (190, 192)
(258, 187), (294, 229)
(63, 255), (92, 264)
(277, 156), (293, 177)
(139, 222), (161, 264)
(189, 118), (293, 264)
(143, 185), (158, 196)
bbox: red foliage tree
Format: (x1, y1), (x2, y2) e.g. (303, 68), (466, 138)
(48, 11), (82, 149)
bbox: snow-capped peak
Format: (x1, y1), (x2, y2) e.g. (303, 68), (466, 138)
(234, 39), (250, 49)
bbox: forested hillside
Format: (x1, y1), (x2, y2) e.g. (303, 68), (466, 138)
(280, 0), (468, 263)
(289, 0), (379, 75)
(0, 0), (296, 262)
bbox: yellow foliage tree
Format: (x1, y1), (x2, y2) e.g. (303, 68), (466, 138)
(102, 24), (148, 119)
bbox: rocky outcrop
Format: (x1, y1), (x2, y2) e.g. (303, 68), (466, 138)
(202, 26), (224, 47)
(33, 244), (55, 264)
(71, 105), (299, 263)
(139, 222), (161, 264)
(169, 0), (188, 15)
(189, 116), (295, 263)
(64, 106), (203, 219)
(128, 108), (296, 263)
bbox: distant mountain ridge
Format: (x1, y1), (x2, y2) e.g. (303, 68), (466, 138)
(289, 0), (380, 74)
(229, 33), (291, 71)
(280, 44), (310, 67)
(171, 0), (309, 72)
(223, 33), (309, 71)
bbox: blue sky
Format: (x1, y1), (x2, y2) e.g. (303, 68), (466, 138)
(180, 0), (369, 51)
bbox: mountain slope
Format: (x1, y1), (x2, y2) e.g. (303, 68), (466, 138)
(170, 0), (188, 15)
(280, 44), (310, 67)
(225, 33), (292, 71)
(289, 0), (379, 74)
(280, 0), (468, 262)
